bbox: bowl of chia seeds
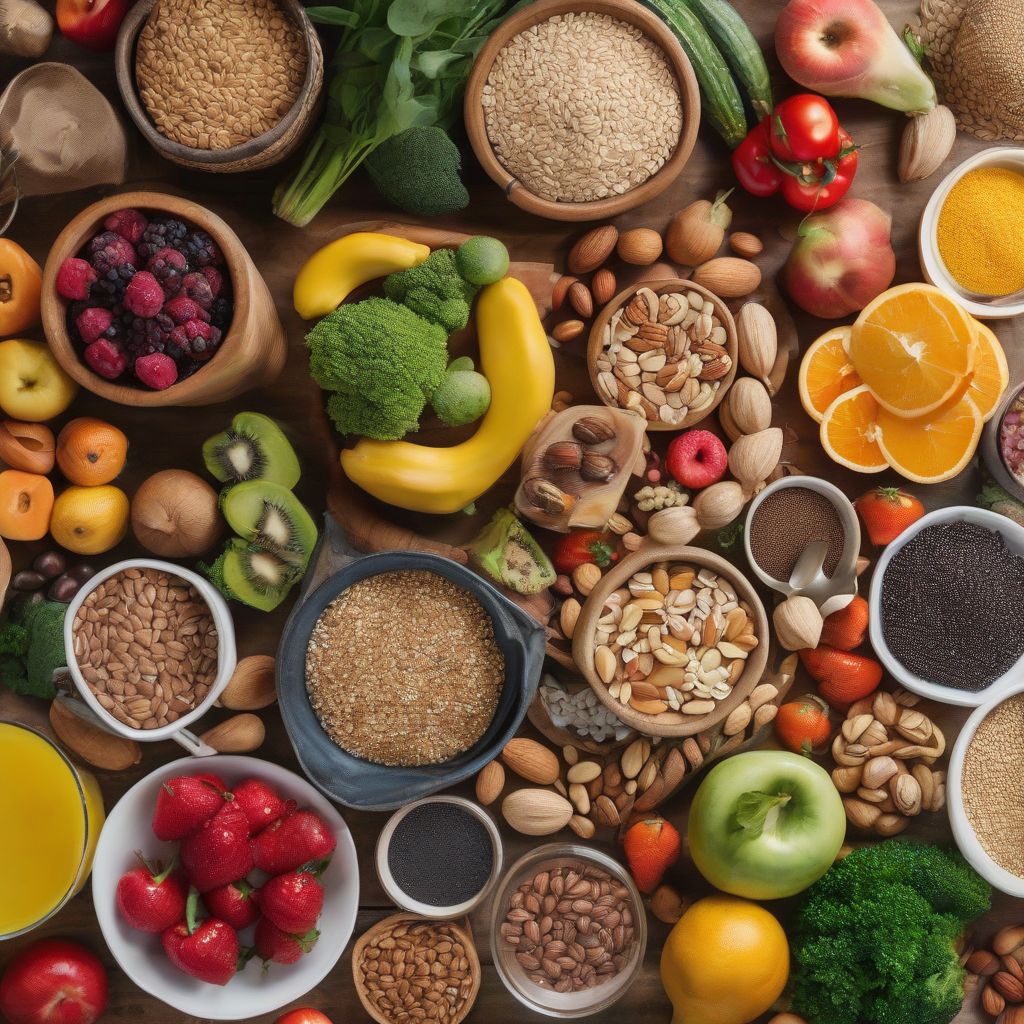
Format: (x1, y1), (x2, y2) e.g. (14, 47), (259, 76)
(868, 506), (1024, 706)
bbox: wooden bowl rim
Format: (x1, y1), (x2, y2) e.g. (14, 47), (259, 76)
(463, 0), (701, 222)
(351, 913), (482, 1024)
(571, 544), (769, 737)
(586, 277), (739, 431)
(115, 0), (322, 164)
(40, 191), (252, 407)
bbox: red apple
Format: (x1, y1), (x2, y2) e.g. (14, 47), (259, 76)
(275, 1012), (333, 1024)
(666, 430), (728, 490)
(56, 0), (132, 50)
(0, 939), (108, 1024)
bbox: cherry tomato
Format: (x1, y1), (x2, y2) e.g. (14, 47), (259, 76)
(774, 695), (832, 755)
(779, 128), (858, 212)
(770, 94), (840, 162)
(732, 118), (783, 198)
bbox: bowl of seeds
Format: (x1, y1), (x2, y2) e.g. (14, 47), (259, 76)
(464, 0), (700, 221)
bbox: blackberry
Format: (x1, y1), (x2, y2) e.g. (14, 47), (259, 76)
(181, 229), (222, 268)
(122, 311), (173, 364)
(209, 297), (233, 331)
(88, 231), (137, 275)
(91, 264), (136, 308)
(138, 218), (188, 260)
(146, 247), (189, 298)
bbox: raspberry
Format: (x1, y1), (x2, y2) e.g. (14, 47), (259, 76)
(84, 339), (128, 380)
(200, 265), (224, 297)
(180, 272), (214, 308)
(56, 258), (98, 300)
(135, 353), (178, 390)
(103, 209), (149, 246)
(163, 296), (211, 325)
(124, 271), (164, 317)
(168, 319), (222, 361)
(181, 229), (222, 267)
(122, 311), (173, 362)
(88, 231), (137, 275)
(75, 307), (114, 345)
(146, 247), (188, 298)
(138, 218), (188, 260)
(91, 264), (136, 308)
(209, 297), (232, 331)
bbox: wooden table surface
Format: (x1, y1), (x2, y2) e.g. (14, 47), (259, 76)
(2, 2), (1022, 1022)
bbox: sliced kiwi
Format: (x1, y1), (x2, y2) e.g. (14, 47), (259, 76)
(202, 412), (301, 489)
(221, 480), (317, 569)
(468, 508), (555, 595)
(221, 539), (301, 612)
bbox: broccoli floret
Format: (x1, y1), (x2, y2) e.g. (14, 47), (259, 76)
(365, 127), (470, 217)
(0, 602), (68, 699)
(306, 297), (449, 440)
(0, 620), (28, 657)
(198, 549), (235, 600)
(383, 248), (478, 334)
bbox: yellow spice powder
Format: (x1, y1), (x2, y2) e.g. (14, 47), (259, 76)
(936, 167), (1024, 296)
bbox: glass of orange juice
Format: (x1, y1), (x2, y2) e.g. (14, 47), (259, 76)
(0, 721), (105, 939)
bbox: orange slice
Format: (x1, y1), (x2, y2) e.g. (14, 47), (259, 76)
(966, 321), (1010, 422)
(820, 384), (888, 473)
(848, 283), (977, 419)
(798, 326), (860, 424)
(876, 393), (983, 484)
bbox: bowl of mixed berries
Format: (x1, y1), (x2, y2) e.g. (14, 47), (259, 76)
(42, 192), (286, 406)
(91, 756), (359, 1019)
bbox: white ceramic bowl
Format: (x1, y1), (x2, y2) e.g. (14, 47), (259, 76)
(868, 505), (1024, 706)
(92, 756), (359, 1019)
(918, 146), (1024, 320)
(948, 684), (1024, 896)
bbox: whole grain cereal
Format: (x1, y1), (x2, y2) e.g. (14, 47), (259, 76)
(305, 570), (504, 767)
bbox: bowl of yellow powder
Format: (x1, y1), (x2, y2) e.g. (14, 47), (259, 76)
(919, 146), (1024, 319)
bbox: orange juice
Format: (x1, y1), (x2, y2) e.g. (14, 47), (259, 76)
(0, 722), (105, 938)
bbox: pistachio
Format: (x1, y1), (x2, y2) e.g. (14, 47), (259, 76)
(572, 416), (616, 445)
(524, 477), (575, 515)
(580, 451), (616, 482)
(736, 302), (778, 390)
(543, 440), (583, 472)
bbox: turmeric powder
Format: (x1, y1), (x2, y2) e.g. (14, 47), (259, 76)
(936, 167), (1024, 296)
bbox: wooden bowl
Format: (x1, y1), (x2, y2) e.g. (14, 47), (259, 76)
(352, 913), (481, 1024)
(41, 192), (287, 407)
(114, 0), (323, 173)
(463, 0), (700, 222)
(571, 544), (769, 737)
(587, 278), (738, 431)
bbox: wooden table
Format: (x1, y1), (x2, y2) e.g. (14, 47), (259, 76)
(2, 2), (1022, 1022)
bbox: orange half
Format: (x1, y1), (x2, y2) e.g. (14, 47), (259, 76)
(820, 384), (888, 473)
(798, 326), (860, 424)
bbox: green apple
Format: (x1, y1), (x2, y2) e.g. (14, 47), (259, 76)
(688, 750), (845, 899)
(0, 339), (78, 422)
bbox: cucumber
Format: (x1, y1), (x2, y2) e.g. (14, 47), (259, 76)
(681, 0), (773, 119)
(646, 0), (747, 149)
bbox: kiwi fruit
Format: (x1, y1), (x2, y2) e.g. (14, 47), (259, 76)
(203, 412), (301, 489)
(221, 539), (301, 612)
(221, 480), (317, 568)
(468, 508), (555, 595)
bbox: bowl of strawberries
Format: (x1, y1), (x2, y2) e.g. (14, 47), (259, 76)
(91, 756), (359, 1019)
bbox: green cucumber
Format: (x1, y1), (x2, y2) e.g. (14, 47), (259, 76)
(681, 0), (773, 119)
(646, 0), (747, 148)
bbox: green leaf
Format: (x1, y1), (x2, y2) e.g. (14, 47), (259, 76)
(413, 49), (463, 79)
(902, 25), (928, 65)
(305, 6), (361, 27)
(387, 0), (470, 37)
(734, 790), (791, 838)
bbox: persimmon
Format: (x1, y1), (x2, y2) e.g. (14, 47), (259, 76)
(0, 470), (54, 541)
(56, 417), (128, 486)
(0, 241), (42, 338)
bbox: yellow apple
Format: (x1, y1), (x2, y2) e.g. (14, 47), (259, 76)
(0, 339), (78, 422)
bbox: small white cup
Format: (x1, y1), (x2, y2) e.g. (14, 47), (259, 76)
(62, 558), (237, 756)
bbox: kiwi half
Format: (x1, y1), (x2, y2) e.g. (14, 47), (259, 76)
(203, 412), (301, 489)
(221, 539), (301, 612)
(221, 480), (317, 569)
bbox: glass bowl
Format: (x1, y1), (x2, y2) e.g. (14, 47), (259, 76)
(489, 844), (646, 1018)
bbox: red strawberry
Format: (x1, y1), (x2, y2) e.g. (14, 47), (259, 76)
(252, 811), (336, 875)
(254, 919), (319, 965)
(257, 872), (324, 935)
(551, 531), (618, 574)
(163, 889), (240, 986)
(854, 487), (925, 546)
(203, 879), (260, 930)
(180, 802), (254, 892)
(232, 778), (290, 835)
(800, 646), (883, 709)
(622, 817), (681, 893)
(115, 853), (188, 933)
(152, 773), (227, 841)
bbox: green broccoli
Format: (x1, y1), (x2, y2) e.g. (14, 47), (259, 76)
(198, 549), (236, 601)
(383, 248), (478, 334)
(791, 842), (991, 1024)
(365, 126), (470, 217)
(0, 620), (28, 657)
(0, 601), (68, 699)
(306, 297), (449, 440)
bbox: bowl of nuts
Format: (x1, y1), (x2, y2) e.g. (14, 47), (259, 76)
(587, 280), (738, 431)
(571, 544), (768, 738)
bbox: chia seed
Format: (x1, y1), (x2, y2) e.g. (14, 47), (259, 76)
(748, 486), (846, 581)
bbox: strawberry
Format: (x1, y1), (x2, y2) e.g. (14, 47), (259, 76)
(180, 801), (254, 892)
(800, 645), (883, 709)
(257, 871), (324, 935)
(203, 879), (260, 930)
(252, 811), (336, 875)
(551, 531), (618, 574)
(774, 695), (832, 755)
(254, 919), (319, 965)
(854, 487), (925, 546)
(622, 817), (681, 894)
(152, 773), (227, 841)
(232, 778), (290, 835)
(162, 888), (240, 986)
(115, 853), (188, 933)
(819, 595), (869, 651)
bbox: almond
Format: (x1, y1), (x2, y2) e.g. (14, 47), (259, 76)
(617, 228), (663, 266)
(551, 274), (578, 311)
(49, 698), (141, 771)
(200, 713), (265, 753)
(993, 971), (1024, 1003)
(591, 268), (617, 306)
(968, 950), (1000, 976)
(568, 281), (594, 318)
(1006, 956), (1024, 982)
(475, 760), (505, 805)
(692, 256), (761, 297)
(568, 225), (618, 274)
(501, 738), (560, 785)
(983, 983), (1006, 1017)
(572, 562), (601, 596)
(552, 319), (585, 343)
(995, 927), (1024, 957)
(1001, 1003), (1024, 1023)
(501, 789), (573, 836)
(567, 760), (602, 785)
(650, 884), (687, 924)
(729, 231), (763, 258)
(217, 654), (277, 710)
(569, 814), (596, 839)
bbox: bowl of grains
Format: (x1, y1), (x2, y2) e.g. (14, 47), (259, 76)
(115, 0), (323, 173)
(587, 280), (738, 429)
(571, 544), (769, 738)
(490, 844), (647, 1016)
(276, 550), (547, 811)
(868, 506), (1024, 707)
(63, 559), (236, 753)
(464, 0), (700, 221)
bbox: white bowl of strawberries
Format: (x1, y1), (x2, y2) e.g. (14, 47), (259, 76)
(91, 756), (359, 1019)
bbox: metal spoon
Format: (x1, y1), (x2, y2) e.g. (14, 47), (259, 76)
(785, 540), (830, 599)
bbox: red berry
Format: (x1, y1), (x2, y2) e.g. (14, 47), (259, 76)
(257, 872), (324, 934)
(203, 879), (260, 930)
(152, 774), (226, 841)
(665, 429), (728, 490)
(163, 296), (211, 325)
(181, 272), (214, 308)
(124, 271), (164, 317)
(103, 208), (149, 246)
(168, 318), (221, 361)
(116, 857), (188, 933)
(135, 353), (178, 390)
(56, 257), (98, 300)
(252, 810), (337, 875)
(254, 919), (319, 965)
(200, 265), (224, 297)
(84, 339), (127, 380)
(232, 778), (289, 835)
(180, 803), (253, 893)
(75, 307), (113, 345)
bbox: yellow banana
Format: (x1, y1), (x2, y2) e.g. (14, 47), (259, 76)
(340, 276), (554, 514)
(292, 232), (430, 320)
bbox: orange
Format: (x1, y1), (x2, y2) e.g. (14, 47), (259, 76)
(820, 385), (888, 473)
(56, 417), (128, 486)
(876, 394), (983, 484)
(798, 326), (860, 424)
(0, 470), (53, 541)
(964, 321), (1010, 422)
(50, 484), (129, 555)
(848, 283), (977, 418)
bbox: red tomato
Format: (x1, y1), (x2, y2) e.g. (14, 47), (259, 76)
(770, 94), (840, 162)
(0, 939), (108, 1024)
(275, 1011), (334, 1024)
(732, 118), (783, 197)
(774, 695), (832, 755)
(780, 129), (859, 212)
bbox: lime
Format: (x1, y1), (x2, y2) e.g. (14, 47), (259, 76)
(456, 237), (509, 286)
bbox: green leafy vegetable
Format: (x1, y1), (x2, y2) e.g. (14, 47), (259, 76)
(0, 601), (68, 699)
(365, 126), (470, 216)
